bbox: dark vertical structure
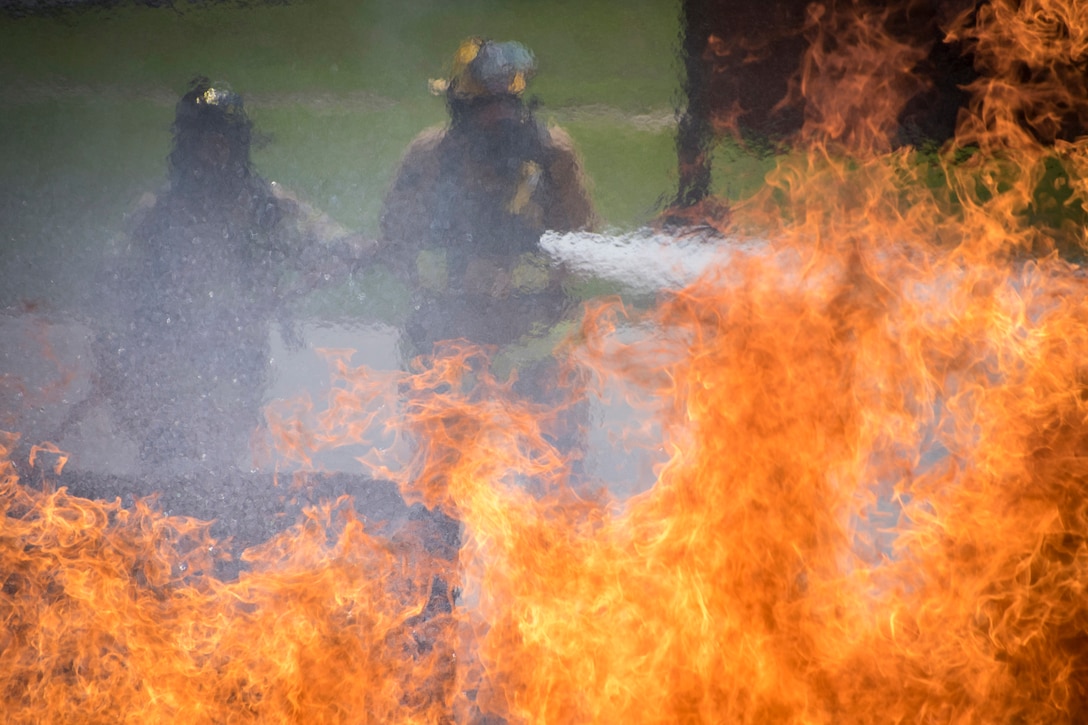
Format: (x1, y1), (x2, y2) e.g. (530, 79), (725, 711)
(671, 0), (981, 211)
(884, 0), (978, 148)
(672, 0), (810, 210)
(673, 0), (717, 209)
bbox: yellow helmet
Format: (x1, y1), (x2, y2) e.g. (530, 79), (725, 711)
(430, 38), (537, 99)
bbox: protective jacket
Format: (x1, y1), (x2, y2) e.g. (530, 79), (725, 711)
(381, 117), (596, 354)
(94, 178), (359, 474)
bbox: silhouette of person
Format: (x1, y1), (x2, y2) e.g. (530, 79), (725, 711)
(381, 38), (597, 367)
(89, 77), (366, 476)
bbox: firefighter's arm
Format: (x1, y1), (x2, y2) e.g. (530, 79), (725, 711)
(379, 127), (445, 269)
(269, 181), (375, 257)
(543, 126), (598, 233)
(267, 182), (378, 298)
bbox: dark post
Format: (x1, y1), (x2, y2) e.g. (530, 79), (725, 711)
(673, 0), (716, 210)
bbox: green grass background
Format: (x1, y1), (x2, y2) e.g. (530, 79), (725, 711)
(0, 0), (772, 313)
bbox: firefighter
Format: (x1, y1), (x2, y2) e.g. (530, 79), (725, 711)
(380, 38), (597, 376)
(89, 77), (369, 476)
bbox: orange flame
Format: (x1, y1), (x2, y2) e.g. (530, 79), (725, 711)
(249, 242), (1088, 721)
(0, 431), (455, 722)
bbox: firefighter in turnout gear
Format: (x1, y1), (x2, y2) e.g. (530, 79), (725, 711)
(86, 77), (370, 476)
(380, 38), (597, 371)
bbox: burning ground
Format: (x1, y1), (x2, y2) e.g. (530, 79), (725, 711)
(6, 0), (1088, 722)
(6, 239), (1088, 723)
